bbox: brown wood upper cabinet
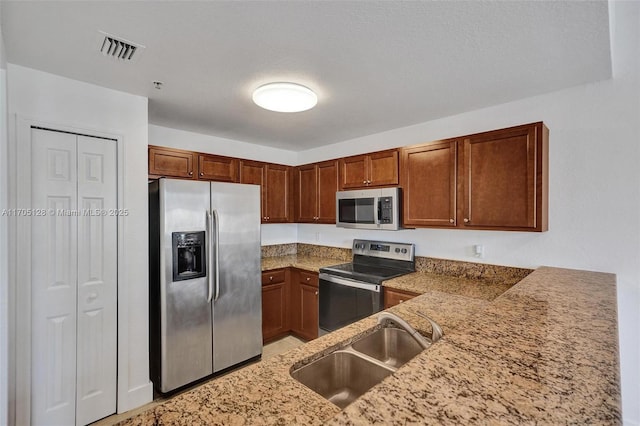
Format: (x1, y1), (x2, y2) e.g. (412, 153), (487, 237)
(400, 122), (548, 232)
(149, 145), (196, 179)
(197, 153), (239, 182)
(401, 141), (457, 228)
(295, 160), (339, 223)
(462, 122), (548, 231)
(339, 149), (399, 189)
(149, 146), (239, 183)
(240, 160), (292, 223)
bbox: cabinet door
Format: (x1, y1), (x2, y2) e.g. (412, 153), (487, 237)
(339, 155), (368, 189)
(401, 141), (457, 227)
(262, 282), (289, 342)
(298, 283), (319, 341)
(368, 150), (399, 187)
(462, 123), (547, 231)
(265, 164), (291, 223)
(383, 288), (419, 309)
(295, 164), (318, 223)
(240, 160), (266, 220)
(148, 146), (196, 179)
(316, 160), (339, 223)
(198, 153), (239, 182)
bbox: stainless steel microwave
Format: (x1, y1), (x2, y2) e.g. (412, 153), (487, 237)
(336, 187), (402, 230)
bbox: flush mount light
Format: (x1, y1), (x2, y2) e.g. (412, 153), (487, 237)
(252, 82), (317, 112)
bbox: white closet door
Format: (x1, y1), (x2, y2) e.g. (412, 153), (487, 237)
(31, 129), (117, 426)
(31, 129), (78, 425)
(75, 136), (117, 426)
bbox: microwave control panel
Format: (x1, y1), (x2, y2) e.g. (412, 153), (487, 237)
(379, 197), (393, 223)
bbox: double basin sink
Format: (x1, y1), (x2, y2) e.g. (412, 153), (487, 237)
(291, 313), (442, 409)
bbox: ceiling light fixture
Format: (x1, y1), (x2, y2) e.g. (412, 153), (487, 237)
(252, 82), (317, 113)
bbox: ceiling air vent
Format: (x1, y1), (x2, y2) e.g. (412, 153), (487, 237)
(98, 31), (144, 62)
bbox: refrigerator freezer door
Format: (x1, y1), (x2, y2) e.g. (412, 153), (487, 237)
(210, 182), (262, 372)
(159, 179), (213, 392)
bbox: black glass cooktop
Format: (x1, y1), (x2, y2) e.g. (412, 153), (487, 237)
(319, 262), (408, 285)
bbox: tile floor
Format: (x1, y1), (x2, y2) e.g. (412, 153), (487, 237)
(91, 335), (306, 425)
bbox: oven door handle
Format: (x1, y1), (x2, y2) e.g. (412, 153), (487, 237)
(319, 273), (381, 292)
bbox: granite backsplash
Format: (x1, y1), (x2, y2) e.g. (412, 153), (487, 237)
(262, 243), (532, 285)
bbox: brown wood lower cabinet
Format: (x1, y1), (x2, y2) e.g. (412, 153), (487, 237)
(290, 270), (319, 341)
(384, 287), (420, 309)
(261, 268), (318, 343)
(261, 269), (289, 343)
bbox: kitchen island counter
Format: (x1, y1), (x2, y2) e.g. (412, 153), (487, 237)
(120, 266), (620, 425)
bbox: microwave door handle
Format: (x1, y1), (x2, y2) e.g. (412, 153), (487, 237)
(206, 210), (213, 303)
(376, 198), (381, 225)
(212, 209), (220, 302)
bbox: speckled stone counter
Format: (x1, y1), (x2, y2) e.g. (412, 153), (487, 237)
(119, 266), (620, 425)
(385, 272), (514, 301)
(261, 254), (342, 272)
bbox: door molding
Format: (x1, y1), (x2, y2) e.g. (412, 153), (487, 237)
(12, 116), (124, 425)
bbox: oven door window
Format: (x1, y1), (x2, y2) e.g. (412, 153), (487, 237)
(319, 279), (382, 332)
(338, 198), (375, 224)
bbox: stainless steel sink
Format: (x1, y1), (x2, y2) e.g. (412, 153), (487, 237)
(290, 351), (394, 409)
(291, 313), (443, 409)
(351, 327), (423, 369)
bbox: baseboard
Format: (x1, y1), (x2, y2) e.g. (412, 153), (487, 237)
(118, 381), (153, 414)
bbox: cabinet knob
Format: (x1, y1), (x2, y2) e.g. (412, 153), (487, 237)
(189, 171), (193, 176)
(269, 276), (273, 281)
(200, 172), (204, 176)
(266, 216), (270, 220)
(367, 180), (371, 184)
(463, 218), (470, 223)
(306, 277), (310, 281)
(399, 299), (404, 303)
(363, 180), (367, 184)
(315, 291), (318, 296)
(449, 219), (454, 223)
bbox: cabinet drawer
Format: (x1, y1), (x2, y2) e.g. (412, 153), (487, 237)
(299, 271), (318, 287)
(384, 288), (419, 309)
(262, 269), (286, 286)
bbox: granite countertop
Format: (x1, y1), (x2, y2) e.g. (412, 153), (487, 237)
(120, 265), (620, 425)
(261, 254), (343, 273)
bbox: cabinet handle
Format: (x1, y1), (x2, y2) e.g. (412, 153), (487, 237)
(449, 219), (454, 223)
(463, 218), (470, 223)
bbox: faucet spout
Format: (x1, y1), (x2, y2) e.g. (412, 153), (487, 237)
(377, 312), (432, 350)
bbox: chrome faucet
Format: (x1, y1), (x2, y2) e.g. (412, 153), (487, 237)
(377, 311), (441, 350)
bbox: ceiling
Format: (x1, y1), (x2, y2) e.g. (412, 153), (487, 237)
(1, 1), (612, 151)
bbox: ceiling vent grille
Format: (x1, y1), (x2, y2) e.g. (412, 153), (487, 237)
(98, 32), (144, 62)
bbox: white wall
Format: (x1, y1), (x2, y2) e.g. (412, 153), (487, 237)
(149, 124), (298, 166)
(0, 9), (9, 426)
(7, 65), (153, 415)
(298, 2), (640, 423)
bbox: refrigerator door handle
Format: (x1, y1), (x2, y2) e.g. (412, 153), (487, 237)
(206, 210), (214, 303)
(212, 208), (220, 302)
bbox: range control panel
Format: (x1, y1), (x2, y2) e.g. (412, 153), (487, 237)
(352, 239), (415, 262)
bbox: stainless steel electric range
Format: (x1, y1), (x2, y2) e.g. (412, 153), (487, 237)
(318, 239), (415, 334)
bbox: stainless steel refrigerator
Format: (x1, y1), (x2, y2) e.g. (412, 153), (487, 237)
(149, 178), (262, 393)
